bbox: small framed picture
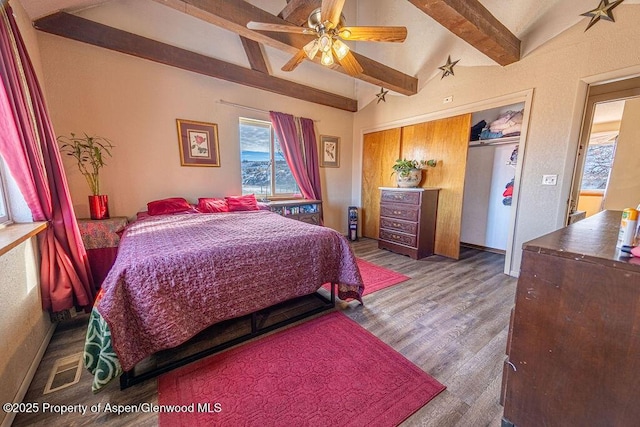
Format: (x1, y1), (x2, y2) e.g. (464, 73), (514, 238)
(319, 135), (340, 168)
(176, 119), (220, 167)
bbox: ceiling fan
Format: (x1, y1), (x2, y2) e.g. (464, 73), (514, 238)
(247, 0), (407, 76)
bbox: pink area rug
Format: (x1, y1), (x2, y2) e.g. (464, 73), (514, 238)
(324, 258), (410, 298)
(158, 311), (445, 427)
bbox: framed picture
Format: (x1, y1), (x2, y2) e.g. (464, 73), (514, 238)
(176, 119), (220, 167)
(319, 135), (340, 168)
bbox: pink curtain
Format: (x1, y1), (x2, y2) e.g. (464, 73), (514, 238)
(269, 112), (322, 201)
(300, 117), (322, 202)
(0, 4), (95, 312)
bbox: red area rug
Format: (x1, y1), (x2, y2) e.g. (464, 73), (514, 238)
(158, 311), (445, 427)
(324, 258), (410, 298)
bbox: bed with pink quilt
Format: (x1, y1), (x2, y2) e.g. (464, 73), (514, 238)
(84, 210), (364, 392)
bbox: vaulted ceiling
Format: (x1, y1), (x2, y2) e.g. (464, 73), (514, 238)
(19, 0), (640, 111)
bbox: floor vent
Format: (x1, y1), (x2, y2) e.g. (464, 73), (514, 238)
(43, 353), (83, 394)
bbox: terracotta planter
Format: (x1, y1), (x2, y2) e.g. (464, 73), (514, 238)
(396, 169), (422, 188)
(89, 195), (110, 220)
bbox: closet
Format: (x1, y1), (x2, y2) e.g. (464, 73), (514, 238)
(461, 104), (524, 253)
(361, 114), (471, 260)
(360, 91), (531, 273)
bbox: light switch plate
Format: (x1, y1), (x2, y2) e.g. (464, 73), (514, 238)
(542, 175), (557, 186)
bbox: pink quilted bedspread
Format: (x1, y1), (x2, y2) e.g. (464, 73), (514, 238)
(97, 210), (364, 371)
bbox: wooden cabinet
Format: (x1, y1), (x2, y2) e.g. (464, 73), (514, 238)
(501, 210), (640, 427)
(267, 199), (322, 225)
(377, 188), (439, 260)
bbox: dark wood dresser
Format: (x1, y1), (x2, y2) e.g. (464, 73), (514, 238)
(501, 210), (640, 427)
(377, 187), (439, 259)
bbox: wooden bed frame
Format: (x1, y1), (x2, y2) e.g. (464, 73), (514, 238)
(119, 285), (336, 389)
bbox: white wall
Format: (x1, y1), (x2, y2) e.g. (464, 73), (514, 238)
(36, 2), (355, 233)
(353, 5), (640, 274)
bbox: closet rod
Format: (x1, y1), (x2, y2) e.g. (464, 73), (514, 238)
(217, 99), (320, 122)
(468, 141), (519, 148)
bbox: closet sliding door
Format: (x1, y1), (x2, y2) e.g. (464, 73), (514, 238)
(401, 114), (471, 259)
(361, 128), (401, 239)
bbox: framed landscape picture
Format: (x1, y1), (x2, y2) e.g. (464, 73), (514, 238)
(176, 119), (220, 167)
(319, 135), (340, 168)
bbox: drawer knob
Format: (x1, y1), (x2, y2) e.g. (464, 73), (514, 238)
(393, 211), (401, 215)
(393, 223), (400, 227)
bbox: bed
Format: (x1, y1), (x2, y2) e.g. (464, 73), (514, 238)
(84, 209), (364, 392)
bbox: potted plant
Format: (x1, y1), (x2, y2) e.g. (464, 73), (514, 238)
(392, 158), (437, 188)
(57, 132), (114, 220)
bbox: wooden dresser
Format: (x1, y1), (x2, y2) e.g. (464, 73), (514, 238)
(501, 210), (640, 427)
(377, 187), (439, 259)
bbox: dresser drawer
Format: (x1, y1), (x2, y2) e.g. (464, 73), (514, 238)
(380, 204), (419, 221)
(379, 229), (417, 247)
(381, 190), (421, 205)
(380, 217), (418, 235)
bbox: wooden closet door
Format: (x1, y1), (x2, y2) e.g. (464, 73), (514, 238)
(361, 128), (401, 238)
(401, 114), (471, 259)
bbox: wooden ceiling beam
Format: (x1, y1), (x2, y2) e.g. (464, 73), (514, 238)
(407, 0), (520, 66)
(34, 12), (358, 112)
(239, 36), (269, 74)
(152, 0), (418, 96)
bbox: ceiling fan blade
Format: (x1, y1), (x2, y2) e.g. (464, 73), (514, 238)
(247, 21), (314, 35)
(281, 49), (307, 72)
(339, 26), (408, 42)
(321, 0), (346, 29)
(336, 51), (363, 77)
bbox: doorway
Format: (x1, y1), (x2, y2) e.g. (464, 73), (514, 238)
(569, 76), (640, 222)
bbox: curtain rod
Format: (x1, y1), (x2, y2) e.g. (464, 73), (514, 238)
(217, 99), (320, 122)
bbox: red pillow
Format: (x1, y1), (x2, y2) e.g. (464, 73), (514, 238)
(197, 198), (229, 213)
(226, 194), (259, 211)
(147, 197), (192, 216)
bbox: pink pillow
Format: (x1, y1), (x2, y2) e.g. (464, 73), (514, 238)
(226, 194), (259, 211)
(147, 197), (192, 216)
(197, 198), (229, 213)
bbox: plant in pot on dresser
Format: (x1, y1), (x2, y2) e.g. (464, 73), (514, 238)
(57, 132), (114, 220)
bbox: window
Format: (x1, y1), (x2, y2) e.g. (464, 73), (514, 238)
(239, 118), (298, 199)
(0, 160), (10, 225)
(580, 132), (618, 192)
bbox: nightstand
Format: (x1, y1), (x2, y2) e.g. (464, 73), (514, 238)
(77, 216), (128, 289)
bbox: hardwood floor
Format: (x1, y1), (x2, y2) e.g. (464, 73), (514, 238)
(12, 238), (516, 427)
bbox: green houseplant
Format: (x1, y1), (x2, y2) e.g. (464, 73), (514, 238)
(392, 158), (437, 188)
(57, 132), (114, 219)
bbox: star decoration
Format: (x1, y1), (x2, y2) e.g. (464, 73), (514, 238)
(438, 55), (460, 79)
(581, 0), (624, 32)
(376, 87), (389, 104)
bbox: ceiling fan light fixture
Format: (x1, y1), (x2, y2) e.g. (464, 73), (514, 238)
(338, 28), (352, 39)
(332, 39), (350, 60)
(303, 39), (320, 60)
(321, 51), (334, 66)
(318, 34), (333, 53)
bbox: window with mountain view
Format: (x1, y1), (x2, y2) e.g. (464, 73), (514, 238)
(239, 118), (298, 199)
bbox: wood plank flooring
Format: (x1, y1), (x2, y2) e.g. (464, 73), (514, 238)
(12, 238), (516, 427)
